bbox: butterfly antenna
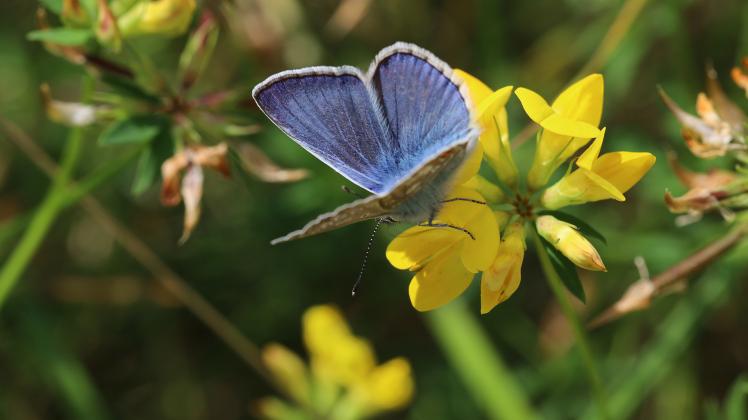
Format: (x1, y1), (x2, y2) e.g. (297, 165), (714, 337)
(352, 218), (384, 297)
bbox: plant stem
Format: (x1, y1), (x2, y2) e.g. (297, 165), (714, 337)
(0, 125), (84, 309)
(0, 77), (94, 310)
(581, 264), (737, 420)
(426, 298), (537, 420)
(62, 144), (147, 207)
(531, 229), (609, 419)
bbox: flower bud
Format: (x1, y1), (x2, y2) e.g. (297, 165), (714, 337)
(118, 0), (196, 38)
(96, 0), (122, 52)
(481, 221), (526, 313)
(62, 0), (91, 27)
(536, 215), (606, 272)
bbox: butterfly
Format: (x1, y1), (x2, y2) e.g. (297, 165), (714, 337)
(252, 42), (479, 244)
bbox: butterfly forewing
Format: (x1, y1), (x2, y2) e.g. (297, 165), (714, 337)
(253, 67), (393, 194)
(270, 140), (469, 244)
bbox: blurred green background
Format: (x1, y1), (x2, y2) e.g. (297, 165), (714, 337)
(1, 0), (748, 419)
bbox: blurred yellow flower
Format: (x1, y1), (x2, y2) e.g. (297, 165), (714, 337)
(516, 74), (604, 190)
(118, 0), (197, 37)
(536, 215), (606, 272)
(257, 305), (414, 419)
(541, 128), (656, 209)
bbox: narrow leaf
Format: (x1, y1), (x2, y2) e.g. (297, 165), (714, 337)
(541, 237), (586, 302)
(539, 210), (607, 245)
(131, 126), (174, 195)
(27, 28), (93, 46)
(100, 115), (164, 145)
(100, 74), (160, 103)
(39, 0), (63, 14)
(726, 374), (748, 420)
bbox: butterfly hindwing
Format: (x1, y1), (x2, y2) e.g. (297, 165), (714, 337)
(270, 140), (469, 244)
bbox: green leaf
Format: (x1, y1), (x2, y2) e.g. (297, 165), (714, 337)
(100, 115), (165, 146)
(131, 126), (174, 195)
(538, 210), (607, 245)
(27, 28), (93, 46)
(726, 375), (748, 420)
(540, 237), (586, 303)
(100, 74), (161, 104)
(39, 0), (63, 14)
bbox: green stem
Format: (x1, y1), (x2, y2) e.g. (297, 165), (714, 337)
(0, 126), (84, 309)
(62, 144), (146, 207)
(425, 298), (537, 420)
(0, 76), (94, 310)
(531, 229), (609, 419)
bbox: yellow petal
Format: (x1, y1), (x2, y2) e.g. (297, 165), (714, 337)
(310, 335), (376, 386)
(437, 187), (499, 272)
(459, 199), (500, 273)
(537, 113), (601, 139)
(409, 245), (473, 312)
(592, 152), (657, 194)
(386, 227), (460, 270)
(576, 127), (606, 170)
(476, 86), (514, 123)
(302, 305), (352, 354)
(552, 74), (604, 125)
(452, 141), (484, 185)
(358, 357), (414, 411)
(541, 168), (624, 209)
(478, 86), (517, 186)
(514, 87), (554, 122)
(515, 88), (600, 138)
(454, 69), (492, 106)
(262, 344), (309, 403)
(462, 175), (504, 203)
(480, 222), (525, 314)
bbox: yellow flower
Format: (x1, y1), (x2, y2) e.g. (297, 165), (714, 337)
(118, 0), (196, 38)
(262, 344), (309, 404)
(515, 74), (604, 190)
(454, 69), (516, 187)
(260, 305), (414, 418)
(354, 357), (414, 412)
(387, 187), (500, 311)
(536, 215), (606, 271)
(481, 220), (525, 314)
(303, 305), (376, 387)
(541, 128), (656, 209)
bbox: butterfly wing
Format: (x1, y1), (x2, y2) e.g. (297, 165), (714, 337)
(255, 43), (478, 243)
(270, 140), (468, 244)
(252, 66), (395, 194)
(367, 42), (478, 192)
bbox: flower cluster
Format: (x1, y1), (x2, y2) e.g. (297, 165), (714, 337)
(387, 72), (656, 313)
(257, 305), (414, 419)
(660, 61), (748, 225)
(32, 1), (307, 242)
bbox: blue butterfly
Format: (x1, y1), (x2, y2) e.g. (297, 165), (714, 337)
(252, 42), (479, 244)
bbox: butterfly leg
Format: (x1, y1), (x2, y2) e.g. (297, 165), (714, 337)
(441, 197), (487, 205)
(418, 220), (476, 240)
